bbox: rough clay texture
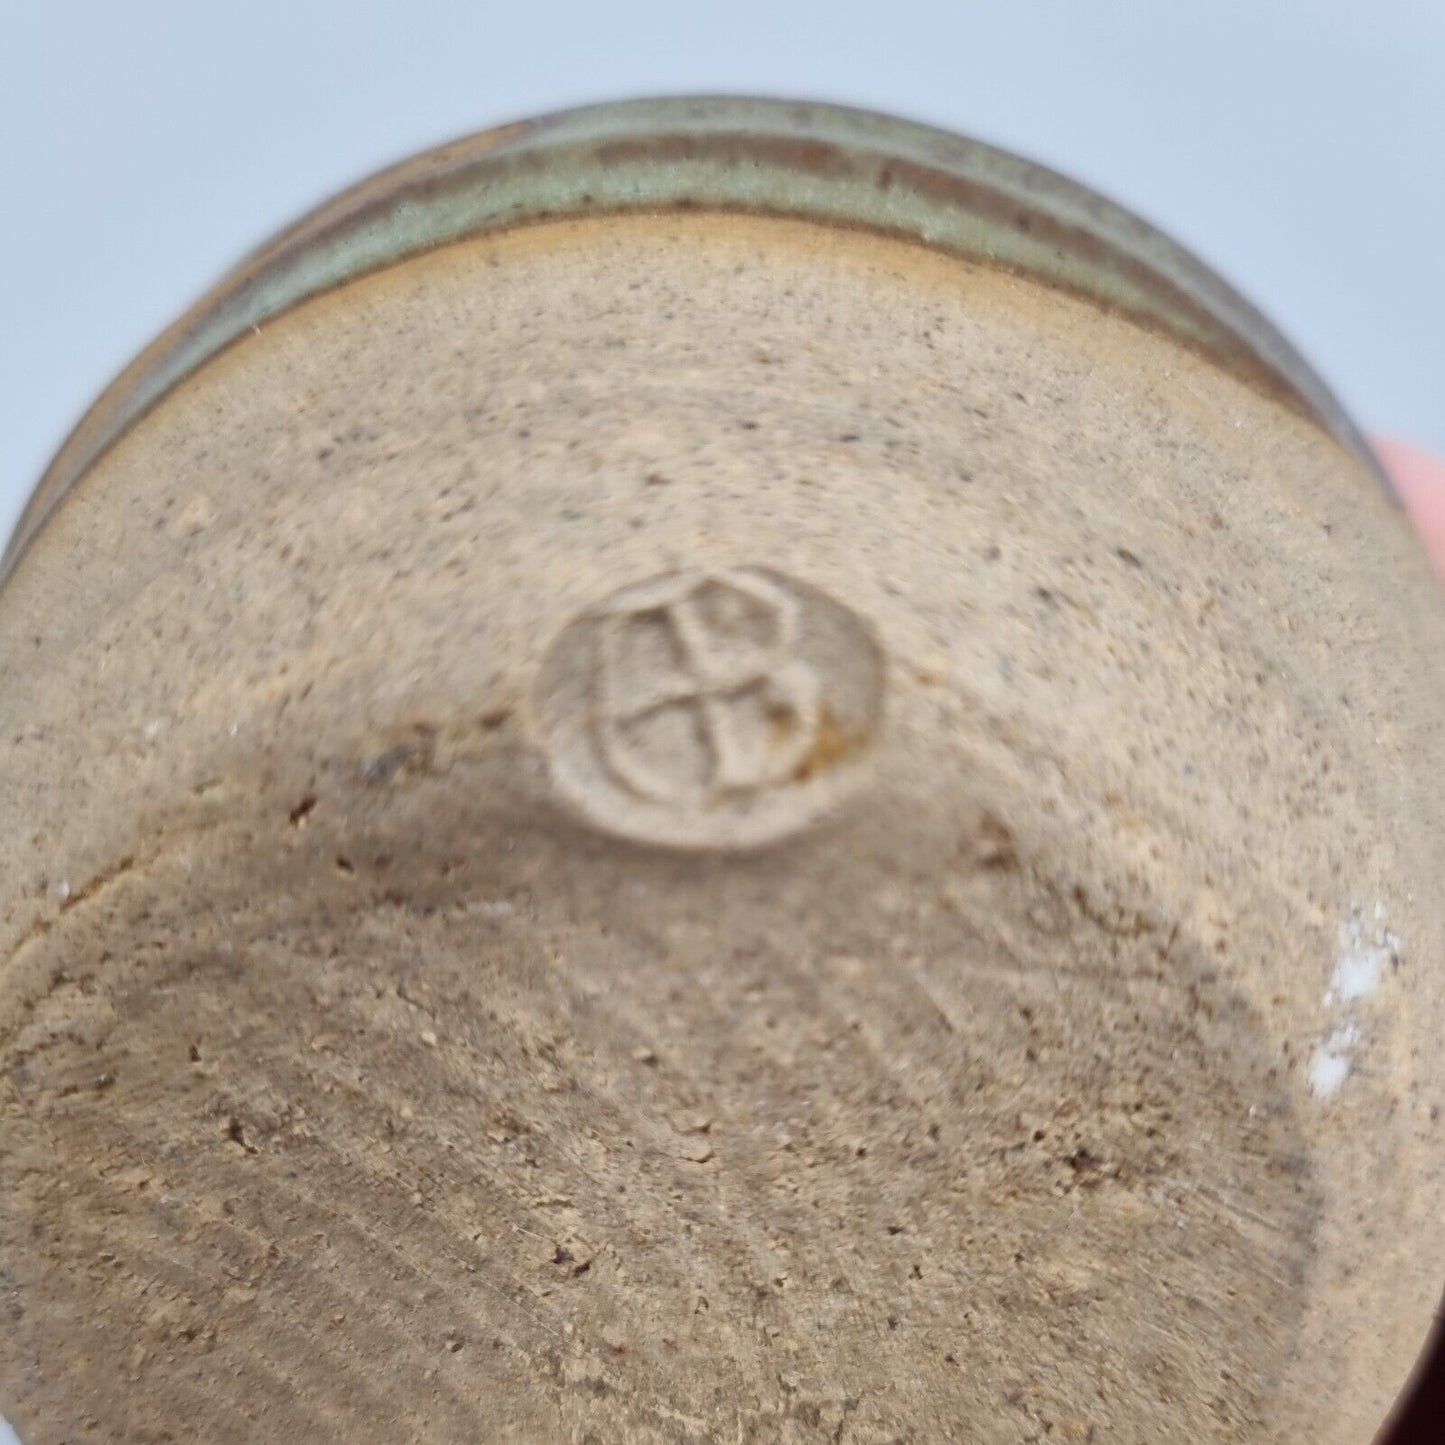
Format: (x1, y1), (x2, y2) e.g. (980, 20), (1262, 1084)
(0, 213), (1442, 1444)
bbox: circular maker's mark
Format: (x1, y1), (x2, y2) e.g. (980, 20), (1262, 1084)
(535, 567), (884, 847)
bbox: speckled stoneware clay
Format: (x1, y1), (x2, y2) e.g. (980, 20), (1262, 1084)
(1, 100), (1441, 1445)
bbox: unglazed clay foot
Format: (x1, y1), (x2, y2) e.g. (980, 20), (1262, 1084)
(1, 100), (1441, 1445)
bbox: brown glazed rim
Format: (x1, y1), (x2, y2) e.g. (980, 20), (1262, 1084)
(0, 94), (1391, 584)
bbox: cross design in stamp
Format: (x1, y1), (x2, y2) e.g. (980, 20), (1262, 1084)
(534, 567), (884, 848)
(595, 569), (821, 804)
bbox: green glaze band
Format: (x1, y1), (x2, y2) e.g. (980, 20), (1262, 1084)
(1, 95), (1388, 583)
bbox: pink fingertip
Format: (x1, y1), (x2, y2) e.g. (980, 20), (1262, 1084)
(1374, 436), (1445, 578)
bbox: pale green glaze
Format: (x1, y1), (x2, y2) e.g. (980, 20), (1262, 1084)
(1, 96), (1387, 582)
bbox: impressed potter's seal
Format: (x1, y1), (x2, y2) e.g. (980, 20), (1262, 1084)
(534, 567), (884, 848)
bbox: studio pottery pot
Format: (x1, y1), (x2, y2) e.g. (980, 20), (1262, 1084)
(1, 99), (1442, 1444)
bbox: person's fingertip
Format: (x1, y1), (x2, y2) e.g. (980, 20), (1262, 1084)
(1373, 436), (1445, 578)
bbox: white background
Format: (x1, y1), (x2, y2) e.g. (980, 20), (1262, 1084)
(1, 3), (1441, 1438)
